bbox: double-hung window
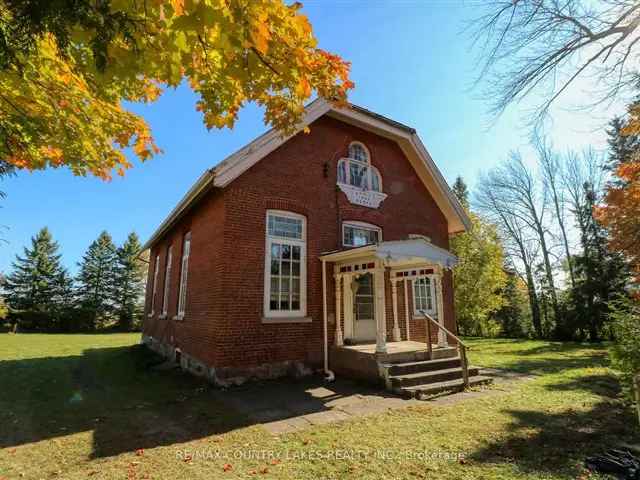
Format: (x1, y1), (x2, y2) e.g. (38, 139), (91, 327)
(176, 232), (191, 319)
(161, 246), (173, 318)
(150, 255), (160, 316)
(342, 222), (381, 247)
(264, 210), (306, 318)
(413, 276), (436, 316)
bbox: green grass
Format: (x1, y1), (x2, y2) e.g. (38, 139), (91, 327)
(0, 334), (637, 479)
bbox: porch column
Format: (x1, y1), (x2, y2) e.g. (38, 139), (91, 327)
(404, 278), (411, 341)
(334, 271), (343, 347)
(391, 278), (401, 341)
(374, 260), (387, 354)
(434, 272), (447, 347)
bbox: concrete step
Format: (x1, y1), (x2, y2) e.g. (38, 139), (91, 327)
(376, 346), (458, 364)
(385, 357), (462, 376)
(398, 375), (493, 399)
(389, 366), (480, 389)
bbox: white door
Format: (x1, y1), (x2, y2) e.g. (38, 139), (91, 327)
(353, 273), (376, 342)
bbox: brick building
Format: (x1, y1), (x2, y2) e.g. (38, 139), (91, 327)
(141, 100), (488, 395)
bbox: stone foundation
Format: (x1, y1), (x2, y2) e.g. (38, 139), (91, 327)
(141, 334), (312, 387)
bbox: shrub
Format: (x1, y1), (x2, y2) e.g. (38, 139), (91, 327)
(610, 296), (640, 402)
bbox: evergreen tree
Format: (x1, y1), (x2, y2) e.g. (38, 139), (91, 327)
(452, 176), (469, 209)
(114, 232), (147, 331)
(569, 184), (629, 342)
(76, 231), (117, 330)
(3, 227), (68, 329)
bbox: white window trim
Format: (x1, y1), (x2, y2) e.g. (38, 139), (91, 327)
(337, 142), (383, 193)
(176, 232), (191, 320)
(263, 210), (308, 319)
(161, 246), (173, 318)
(342, 221), (382, 247)
(149, 254), (160, 317)
(412, 275), (437, 317)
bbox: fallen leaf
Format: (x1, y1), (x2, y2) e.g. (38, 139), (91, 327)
(135, 449), (144, 457)
(223, 463), (233, 471)
(259, 467), (269, 474)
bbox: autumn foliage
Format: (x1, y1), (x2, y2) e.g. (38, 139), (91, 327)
(0, 0), (353, 179)
(597, 103), (640, 284)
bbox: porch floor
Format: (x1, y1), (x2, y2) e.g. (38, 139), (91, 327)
(338, 340), (433, 355)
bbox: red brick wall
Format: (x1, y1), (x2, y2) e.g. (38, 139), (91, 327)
(143, 114), (458, 370)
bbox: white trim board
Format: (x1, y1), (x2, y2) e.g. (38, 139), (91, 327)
(142, 99), (470, 251)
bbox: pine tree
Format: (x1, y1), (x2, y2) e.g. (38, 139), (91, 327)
(114, 232), (147, 331)
(3, 227), (68, 329)
(76, 231), (117, 330)
(570, 184), (629, 342)
(452, 176), (469, 209)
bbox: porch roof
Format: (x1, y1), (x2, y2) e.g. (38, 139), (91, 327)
(319, 238), (458, 269)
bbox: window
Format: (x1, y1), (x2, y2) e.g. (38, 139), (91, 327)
(176, 232), (191, 318)
(264, 211), (306, 318)
(150, 255), (160, 315)
(337, 142), (382, 193)
(161, 246), (173, 317)
(413, 277), (435, 315)
(343, 222), (381, 247)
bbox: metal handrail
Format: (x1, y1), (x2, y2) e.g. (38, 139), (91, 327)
(417, 310), (470, 388)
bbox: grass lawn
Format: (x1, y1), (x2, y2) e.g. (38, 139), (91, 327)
(0, 333), (637, 479)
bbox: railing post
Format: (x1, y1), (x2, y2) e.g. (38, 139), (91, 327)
(635, 373), (640, 426)
(426, 316), (433, 360)
(460, 345), (469, 389)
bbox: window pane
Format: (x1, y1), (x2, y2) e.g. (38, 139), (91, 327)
(281, 261), (291, 276)
(371, 171), (381, 192)
(270, 298), (279, 310)
(348, 144), (368, 162)
(344, 225), (379, 247)
(291, 299), (300, 310)
(292, 261), (300, 276)
(292, 245), (300, 260)
(337, 161), (346, 183)
(349, 162), (368, 188)
(270, 259), (279, 275)
(268, 215), (302, 239)
(292, 278), (300, 295)
(271, 243), (281, 259)
(282, 245), (291, 259)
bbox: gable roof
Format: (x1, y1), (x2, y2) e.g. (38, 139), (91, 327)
(142, 99), (471, 250)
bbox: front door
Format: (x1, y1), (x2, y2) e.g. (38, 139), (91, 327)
(353, 273), (376, 342)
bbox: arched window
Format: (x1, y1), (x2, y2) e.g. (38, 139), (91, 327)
(337, 142), (382, 193)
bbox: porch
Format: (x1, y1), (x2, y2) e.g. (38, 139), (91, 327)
(319, 239), (492, 396)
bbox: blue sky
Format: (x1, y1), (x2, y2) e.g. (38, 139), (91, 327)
(0, 1), (622, 274)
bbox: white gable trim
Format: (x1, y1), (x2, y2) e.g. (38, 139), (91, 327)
(142, 99), (470, 251)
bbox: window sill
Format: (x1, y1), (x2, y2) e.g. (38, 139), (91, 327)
(172, 314), (185, 321)
(262, 316), (312, 324)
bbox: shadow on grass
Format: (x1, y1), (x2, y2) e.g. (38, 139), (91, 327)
(469, 399), (638, 477)
(545, 374), (622, 398)
(0, 344), (252, 458)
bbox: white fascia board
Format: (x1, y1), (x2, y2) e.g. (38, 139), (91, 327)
(212, 99), (331, 188)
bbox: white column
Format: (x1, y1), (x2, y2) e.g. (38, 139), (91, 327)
(404, 278), (411, 341)
(391, 279), (401, 341)
(374, 261), (387, 354)
(334, 272), (343, 346)
(434, 272), (447, 347)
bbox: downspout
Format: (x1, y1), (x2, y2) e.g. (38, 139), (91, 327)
(322, 258), (335, 381)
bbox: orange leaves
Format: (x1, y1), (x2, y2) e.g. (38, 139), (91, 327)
(1, 0), (353, 179)
(250, 18), (271, 55)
